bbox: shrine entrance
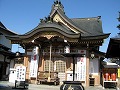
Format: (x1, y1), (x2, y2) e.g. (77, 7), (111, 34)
(6, 0), (110, 86)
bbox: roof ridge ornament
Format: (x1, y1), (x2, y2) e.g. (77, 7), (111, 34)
(54, 0), (61, 4)
(53, 0), (64, 12)
(40, 15), (53, 23)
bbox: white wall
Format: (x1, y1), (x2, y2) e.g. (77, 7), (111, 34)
(89, 58), (99, 74)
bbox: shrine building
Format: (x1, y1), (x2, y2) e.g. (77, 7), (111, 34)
(6, 1), (110, 86)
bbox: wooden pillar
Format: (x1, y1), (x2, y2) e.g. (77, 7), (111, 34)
(24, 56), (29, 80)
(86, 50), (90, 87)
(38, 56), (44, 71)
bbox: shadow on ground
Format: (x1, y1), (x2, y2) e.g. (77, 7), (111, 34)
(0, 83), (28, 90)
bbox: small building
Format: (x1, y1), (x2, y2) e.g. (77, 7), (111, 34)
(102, 61), (118, 88)
(6, 1), (110, 86)
(105, 12), (120, 88)
(0, 22), (17, 80)
(106, 37), (120, 88)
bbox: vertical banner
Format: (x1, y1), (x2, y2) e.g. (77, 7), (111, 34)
(29, 46), (39, 78)
(77, 50), (86, 81)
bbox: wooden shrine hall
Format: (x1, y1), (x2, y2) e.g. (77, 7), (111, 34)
(6, 1), (110, 86)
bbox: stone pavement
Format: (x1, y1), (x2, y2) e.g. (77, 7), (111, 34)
(0, 81), (118, 90)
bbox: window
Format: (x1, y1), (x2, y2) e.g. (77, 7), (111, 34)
(44, 60), (54, 71)
(55, 60), (66, 73)
(44, 57), (66, 73)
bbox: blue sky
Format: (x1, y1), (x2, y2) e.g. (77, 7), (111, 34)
(0, 0), (120, 53)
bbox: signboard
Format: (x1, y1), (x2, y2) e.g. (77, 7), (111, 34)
(64, 46), (70, 53)
(16, 66), (26, 81)
(77, 50), (86, 81)
(29, 46), (39, 78)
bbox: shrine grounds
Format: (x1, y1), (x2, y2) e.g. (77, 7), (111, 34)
(0, 81), (118, 90)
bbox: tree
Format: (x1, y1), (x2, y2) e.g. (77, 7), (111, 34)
(117, 12), (120, 30)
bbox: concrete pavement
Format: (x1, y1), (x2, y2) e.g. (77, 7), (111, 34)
(0, 81), (118, 90)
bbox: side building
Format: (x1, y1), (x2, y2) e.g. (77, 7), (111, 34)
(6, 1), (110, 86)
(0, 22), (17, 80)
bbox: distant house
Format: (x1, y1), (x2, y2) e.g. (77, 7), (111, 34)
(0, 22), (17, 80)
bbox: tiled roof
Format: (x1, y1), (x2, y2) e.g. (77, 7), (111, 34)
(71, 17), (104, 36)
(49, 1), (108, 37)
(0, 21), (17, 35)
(24, 21), (75, 35)
(0, 44), (10, 51)
(0, 22), (7, 29)
(106, 38), (120, 58)
(13, 21), (80, 39)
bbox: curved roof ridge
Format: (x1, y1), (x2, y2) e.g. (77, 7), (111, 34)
(23, 21), (79, 36)
(71, 16), (101, 20)
(0, 22), (18, 35)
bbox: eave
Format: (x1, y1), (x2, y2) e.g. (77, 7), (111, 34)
(0, 49), (15, 56)
(0, 44), (10, 51)
(0, 26), (17, 35)
(6, 25), (81, 44)
(81, 33), (110, 40)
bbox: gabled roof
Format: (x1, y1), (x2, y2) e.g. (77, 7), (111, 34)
(50, 1), (86, 34)
(49, 1), (109, 38)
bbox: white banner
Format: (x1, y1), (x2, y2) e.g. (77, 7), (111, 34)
(77, 57), (86, 81)
(29, 46), (39, 78)
(77, 50), (86, 81)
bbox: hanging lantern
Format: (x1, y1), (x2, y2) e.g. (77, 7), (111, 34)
(90, 52), (95, 59)
(16, 51), (20, 56)
(111, 73), (116, 81)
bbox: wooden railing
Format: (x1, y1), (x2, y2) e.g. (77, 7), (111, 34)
(37, 71), (60, 85)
